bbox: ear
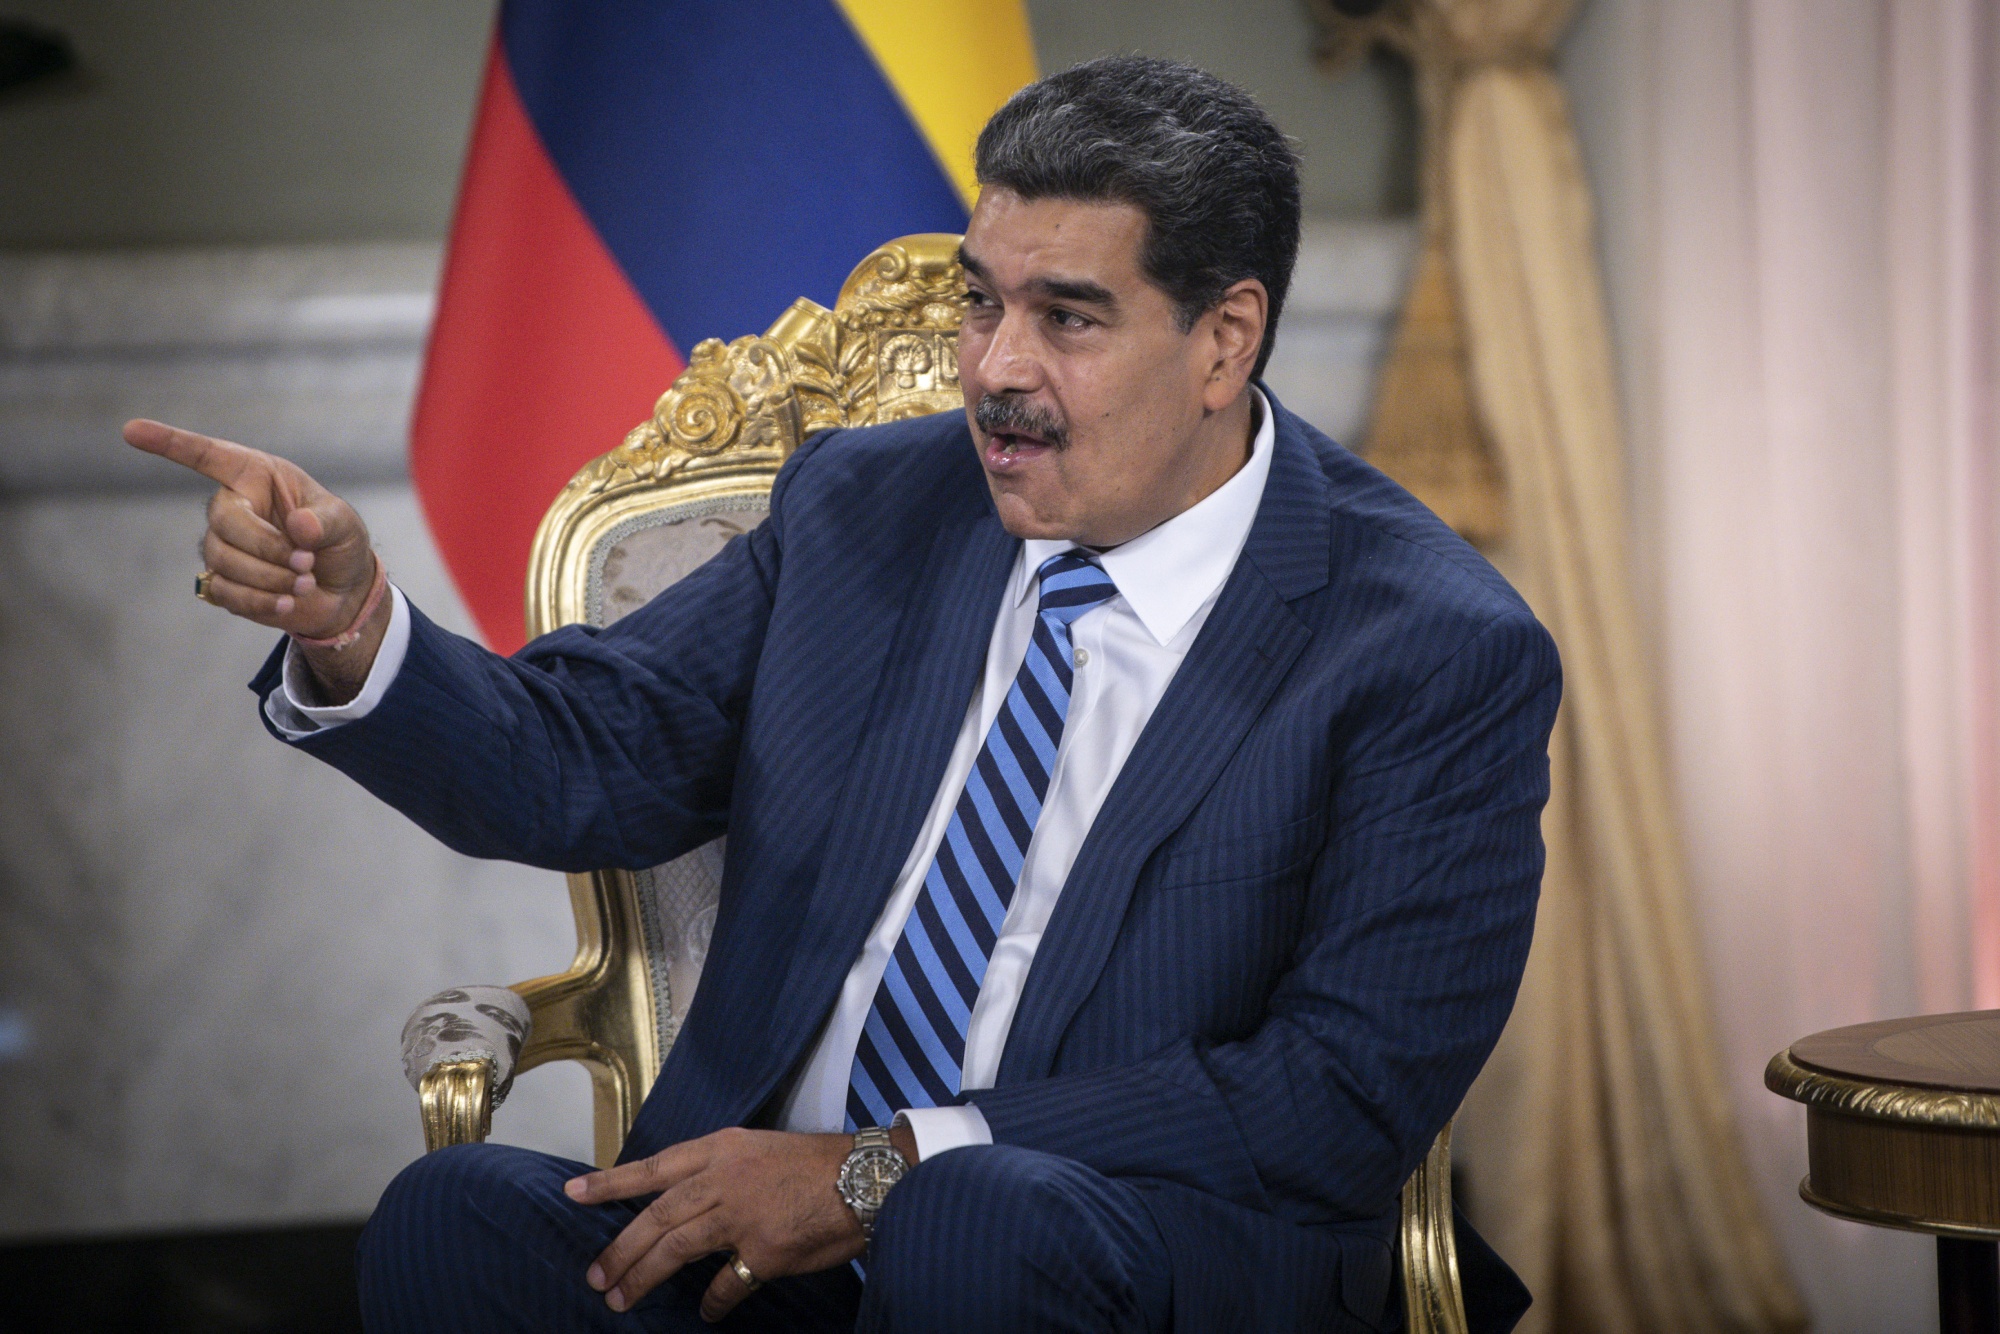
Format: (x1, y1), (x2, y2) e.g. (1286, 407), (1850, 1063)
(1198, 279), (1268, 413)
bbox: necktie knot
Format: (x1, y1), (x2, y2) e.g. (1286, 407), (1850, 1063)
(1035, 550), (1117, 627)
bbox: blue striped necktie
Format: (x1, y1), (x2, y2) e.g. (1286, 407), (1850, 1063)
(846, 550), (1118, 1130)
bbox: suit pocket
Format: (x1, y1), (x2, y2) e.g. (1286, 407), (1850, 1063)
(1155, 812), (1325, 889)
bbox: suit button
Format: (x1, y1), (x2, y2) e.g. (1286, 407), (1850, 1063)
(1074, 648), (1090, 667)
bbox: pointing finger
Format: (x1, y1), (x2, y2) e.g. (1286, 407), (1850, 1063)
(123, 419), (266, 490)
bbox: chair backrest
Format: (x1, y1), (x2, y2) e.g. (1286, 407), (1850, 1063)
(510, 234), (967, 1165)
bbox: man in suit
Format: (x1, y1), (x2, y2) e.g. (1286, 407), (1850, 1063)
(128, 55), (1556, 1334)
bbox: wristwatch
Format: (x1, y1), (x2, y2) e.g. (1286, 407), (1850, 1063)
(836, 1125), (911, 1241)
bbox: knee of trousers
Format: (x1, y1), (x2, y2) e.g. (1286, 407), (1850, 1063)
(357, 1143), (579, 1325)
(863, 1144), (1165, 1331)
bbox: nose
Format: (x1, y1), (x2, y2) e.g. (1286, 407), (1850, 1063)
(967, 307), (1044, 396)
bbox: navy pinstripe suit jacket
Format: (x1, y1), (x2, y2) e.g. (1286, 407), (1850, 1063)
(257, 390), (1558, 1331)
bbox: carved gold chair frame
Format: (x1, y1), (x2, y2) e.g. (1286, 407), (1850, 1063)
(414, 233), (1470, 1334)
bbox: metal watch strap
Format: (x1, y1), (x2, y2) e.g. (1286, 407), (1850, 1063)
(844, 1125), (901, 1242)
(854, 1125), (892, 1237)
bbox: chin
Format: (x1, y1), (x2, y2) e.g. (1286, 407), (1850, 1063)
(988, 487), (1078, 542)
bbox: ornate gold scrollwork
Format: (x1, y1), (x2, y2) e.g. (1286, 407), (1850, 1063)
(566, 333), (805, 498)
(542, 234), (966, 525)
(767, 297), (846, 439)
(834, 236), (967, 425)
(418, 1058), (494, 1153)
(1766, 1049), (2000, 1130)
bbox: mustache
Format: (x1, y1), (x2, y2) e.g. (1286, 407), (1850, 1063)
(973, 394), (1069, 451)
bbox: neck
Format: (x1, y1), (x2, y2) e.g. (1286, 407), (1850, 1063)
(1186, 388), (1258, 502)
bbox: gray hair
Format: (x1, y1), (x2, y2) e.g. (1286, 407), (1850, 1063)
(974, 55), (1303, 378)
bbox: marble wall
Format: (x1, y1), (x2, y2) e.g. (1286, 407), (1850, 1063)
(0, 227), (1410, 1238)
(0, 485), (593, 1239)
(0, 245), (592, 1240)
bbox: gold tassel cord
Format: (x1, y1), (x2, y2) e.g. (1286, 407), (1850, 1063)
(1304, 1), (1810, 1329)
(1363, 227), (1509, 545)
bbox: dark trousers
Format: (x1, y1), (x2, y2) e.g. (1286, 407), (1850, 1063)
(356, 1142), (1174, 1333)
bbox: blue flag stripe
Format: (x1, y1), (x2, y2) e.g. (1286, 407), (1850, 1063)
(500, 0), (967, 357)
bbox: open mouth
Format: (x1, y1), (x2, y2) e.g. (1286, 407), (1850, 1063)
(974, 394), (1066, 473)
(984, 430), (1055, 470)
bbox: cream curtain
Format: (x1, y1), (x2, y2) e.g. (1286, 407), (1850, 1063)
(1625, 2), (2000, 1326)
(1308, 2), (1806, 1329)
(1445, 18), (1804, 1328)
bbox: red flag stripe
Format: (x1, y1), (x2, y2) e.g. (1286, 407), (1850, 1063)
(411, 39), (684, 653)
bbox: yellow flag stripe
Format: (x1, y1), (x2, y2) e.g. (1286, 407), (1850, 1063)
(833, 0), (1038, 209)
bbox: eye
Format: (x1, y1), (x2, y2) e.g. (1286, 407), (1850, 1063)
(964, 288), (995, 309)
(1049, 307), (1091, 330)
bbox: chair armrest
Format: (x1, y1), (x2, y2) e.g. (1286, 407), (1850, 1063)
(418, 1059), (494, 1151)
(400, 986), (533, 1153)
(1400, 1122), (1469, 1334)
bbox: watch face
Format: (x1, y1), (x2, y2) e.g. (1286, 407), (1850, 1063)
(841, 1145), (908, 1210)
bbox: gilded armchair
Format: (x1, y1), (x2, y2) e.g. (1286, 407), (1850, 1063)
(398, 233), (1471, 1334)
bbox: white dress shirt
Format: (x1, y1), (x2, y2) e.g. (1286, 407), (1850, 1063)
(777, 392), (1274, 1158)
(264, 584), (414, 738)
(267, 392), (1276, 1163)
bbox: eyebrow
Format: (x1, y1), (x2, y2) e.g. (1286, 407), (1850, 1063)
(958, 246), (1120, 310)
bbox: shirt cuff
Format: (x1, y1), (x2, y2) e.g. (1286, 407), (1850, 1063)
(262, 585), (412, 740)
(893, 1104), (992, 1162)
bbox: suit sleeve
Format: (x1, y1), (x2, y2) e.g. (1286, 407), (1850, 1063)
(248, 435), (829, 873)
(964, 609), (1561, 1225)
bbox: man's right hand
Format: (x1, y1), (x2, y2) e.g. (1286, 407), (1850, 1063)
(123, 418), (391, 702)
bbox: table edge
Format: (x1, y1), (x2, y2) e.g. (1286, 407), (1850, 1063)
(1766, 1049), (2000, 1129)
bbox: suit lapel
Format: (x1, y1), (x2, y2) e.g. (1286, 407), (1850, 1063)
(996, 406), (1332, 1084)
(758, 474), (1017, 1087)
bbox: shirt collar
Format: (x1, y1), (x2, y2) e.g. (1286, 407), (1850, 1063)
(1013, 387), (1277, 646)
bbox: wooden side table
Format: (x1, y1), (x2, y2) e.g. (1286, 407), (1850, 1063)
(1768, 1011), (2000, 1334)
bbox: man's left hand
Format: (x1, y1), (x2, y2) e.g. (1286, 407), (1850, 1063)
(564, 1126), (909, 1321)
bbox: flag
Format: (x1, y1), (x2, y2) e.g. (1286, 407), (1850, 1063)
(412, 0), (1037, 652)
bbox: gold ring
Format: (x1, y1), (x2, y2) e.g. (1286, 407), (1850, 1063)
(194, 570), (216, 604)
(728, 1253), (761, 1292)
